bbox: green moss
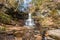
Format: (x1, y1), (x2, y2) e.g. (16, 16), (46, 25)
(0, 12), (12, 24)
(0, 26), (6, 31)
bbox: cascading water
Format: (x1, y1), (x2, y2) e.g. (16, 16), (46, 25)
(17, 0), (35, 28)
(25, 13), (35, 28)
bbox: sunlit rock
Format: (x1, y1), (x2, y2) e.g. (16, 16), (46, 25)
(47, 29), (60, 40)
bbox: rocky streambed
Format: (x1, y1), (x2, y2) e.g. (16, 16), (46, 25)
(0, 25), (60, 40)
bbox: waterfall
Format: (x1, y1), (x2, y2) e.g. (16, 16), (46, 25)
(16, 0), (35, 28)
(25, 13), (35, 28)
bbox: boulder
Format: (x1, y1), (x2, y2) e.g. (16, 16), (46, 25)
(47, 29), (60, 40)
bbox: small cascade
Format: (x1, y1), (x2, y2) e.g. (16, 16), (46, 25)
(25, 13), (35, 29)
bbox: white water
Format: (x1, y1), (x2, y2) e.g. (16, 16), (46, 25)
(25, 13), (35, 28)
(16, 0), (35, 28)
